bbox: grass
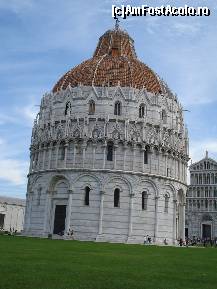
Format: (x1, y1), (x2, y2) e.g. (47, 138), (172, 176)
(0, 236), (217, 289)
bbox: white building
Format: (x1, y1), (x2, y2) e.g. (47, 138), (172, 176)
(186, 152), (217, 239)
(24, 25), (189, 245)
(0, 196), (25, 232)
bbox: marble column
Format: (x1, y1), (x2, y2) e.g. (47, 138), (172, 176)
(73, 142), (77, 168)
(154, 196), (159, 242)
(173, 200), (177, 244)
(65, 190), (73, 234)
(164, 152), (168, 176)
(181, 203), (186, 240)
(127, 193), (135, 239)
(149, 146), (153, 174)
(156, 149), (160, 175)
(55, 143), (60, 168)
(42, 146), (46, 170)
(98, 191), (105, 235)
(27, 192), (33, 232)
(114, 143), (118, 170)
(132, 144), (137, 171)
(82, 143), (87, 168)
(48, 144), (52, 169)
(92, 143), (97, 169)
(123, 143), (128, 171)
(37, 147), (41, 171)
(174, 157), (177, 179)
(141, 146), (146, 172)
(64, 142), (68, 168)
(102, 142), (107, 169)
(43, 191), (51, 235)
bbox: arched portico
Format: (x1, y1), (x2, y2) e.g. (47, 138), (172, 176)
(44, 175), (72, 237)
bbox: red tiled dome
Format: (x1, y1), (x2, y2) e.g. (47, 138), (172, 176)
(53, 28), (164, 94)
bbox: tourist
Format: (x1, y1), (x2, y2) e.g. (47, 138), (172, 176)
(143, 235), (147, 245)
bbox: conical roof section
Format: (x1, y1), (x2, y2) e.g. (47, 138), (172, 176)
(53, 26), (166, 94)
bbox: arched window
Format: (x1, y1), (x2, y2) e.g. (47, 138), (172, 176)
(84, 187), (90, 206)
(144, 147), (148, 164)
(204, 162), (206, 169)
(65, 101), (72, 116)
(164, 194), (169, 213)
(162, 110), (167, 124)
(89, 100), (95, 115)
(59, 143), (65, 160)
(142, 191), (148, 210)
(205, 199), (208, 209)
(114, 101), (121, 116)
(205, 188), (208, 198)
(107, 142), (113, 161)
(114, 188), (120, 207)
(139, 104), (147, 118)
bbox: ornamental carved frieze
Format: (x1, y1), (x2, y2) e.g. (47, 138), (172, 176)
(31, 116), (188, 156)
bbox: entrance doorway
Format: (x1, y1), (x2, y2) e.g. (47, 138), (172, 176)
(185, 228), (188, 238)
(0, 214), (5, 230)
(53, 205), (66, 235)
(202, 224), (211, 239)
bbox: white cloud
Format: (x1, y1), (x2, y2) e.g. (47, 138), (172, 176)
(0, 102), (38, 127)
(16, 104), (38, 125)
(189, 139), (217, 163)
(0, 158), (28, 185)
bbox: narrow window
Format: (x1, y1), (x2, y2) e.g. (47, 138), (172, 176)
(89, 100), (95, 115)
(84, 187), (90, 206)
(144, 148), (148, 164)
(205, 199), (208, 208)
(107, 142), (113, 161)
(60, 144), (65, 160)
(142, 191), (148, 210)
(167, 168), (170, 177)
(139, 104), (146, 118)
(65, 101), (72, 116)
(164, 194), (169, 213)
(114, 101), (121, 116)
(162, 110), (167, 124)
(114, 188), (120, 207)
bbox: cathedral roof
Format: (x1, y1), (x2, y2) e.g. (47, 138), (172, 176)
(53, 26), (169, 94)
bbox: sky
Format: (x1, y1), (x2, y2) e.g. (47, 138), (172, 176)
(0, 0), (217, 199)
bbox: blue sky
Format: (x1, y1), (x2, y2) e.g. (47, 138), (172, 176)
(0, 0), (217, 198)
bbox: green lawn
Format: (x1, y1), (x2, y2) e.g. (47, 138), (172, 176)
(0, 236), (217, 289)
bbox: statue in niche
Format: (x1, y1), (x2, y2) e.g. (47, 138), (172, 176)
(73, 128), (81, 138)
(56, 124), (64, 140)
(112, 129), (121, 140)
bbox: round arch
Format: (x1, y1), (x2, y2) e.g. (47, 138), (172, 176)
(102, 175), (133, 196)
(138, 179), (159, 198)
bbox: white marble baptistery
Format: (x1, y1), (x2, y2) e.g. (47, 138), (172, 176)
(23, 25), (189, 245)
